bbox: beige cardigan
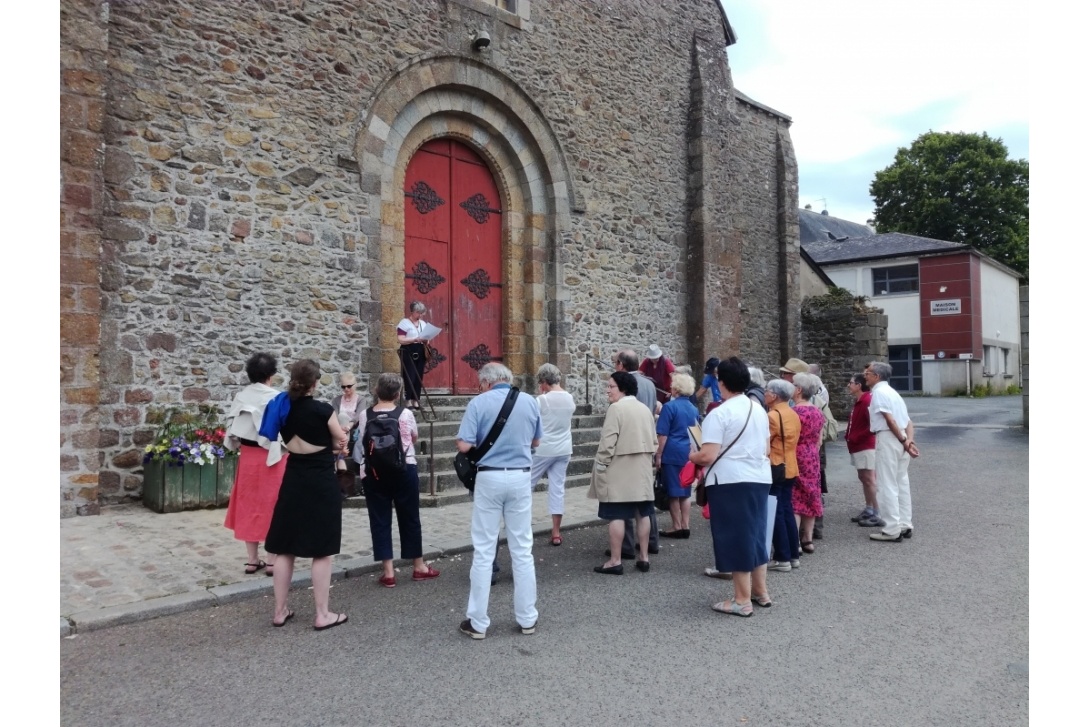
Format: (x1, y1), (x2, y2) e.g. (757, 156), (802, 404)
(588, 396), (656, 503)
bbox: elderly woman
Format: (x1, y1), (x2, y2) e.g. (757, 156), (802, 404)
(691, 357), (772, 616)
(790, 372), (826, 554)
(396, 300), (430, 410)
(330, 371), (369, 484)
(354, 373), (439, 587)
(224, 352), (288, 577)
(764, 379), (802, 571)
(589, 371), (657, 575)
(531, 363), (576, 546)
(655, 372), (700, 538)
(265, 359), (349, 630)
(746, 367), (768, 410)
(846, 372), (880, 526)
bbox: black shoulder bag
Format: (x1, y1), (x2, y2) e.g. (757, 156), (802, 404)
(453, 387), (520, 492)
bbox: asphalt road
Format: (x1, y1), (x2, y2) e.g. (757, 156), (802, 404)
(60, 396), (1028, 727)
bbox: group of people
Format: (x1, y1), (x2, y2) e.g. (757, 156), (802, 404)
(222, 353), (439, 631)
(219, 330), (918, 635)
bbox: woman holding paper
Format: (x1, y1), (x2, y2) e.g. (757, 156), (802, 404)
(396, 301), (431, 410)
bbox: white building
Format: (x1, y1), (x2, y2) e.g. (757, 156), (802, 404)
(800, 211), (1023, 395)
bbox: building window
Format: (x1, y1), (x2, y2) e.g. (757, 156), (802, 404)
(484, 0), (517, 12)
(872, 264), (919, 296)
(1002, 348), (1010, 376)
(889, 345), (922, 392)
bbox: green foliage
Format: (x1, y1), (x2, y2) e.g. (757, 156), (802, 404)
(1004, 383), (1022, 395)
(870, 131), (1028, 279)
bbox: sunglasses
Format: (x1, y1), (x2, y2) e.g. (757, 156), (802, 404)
(341, 384), (354, 389)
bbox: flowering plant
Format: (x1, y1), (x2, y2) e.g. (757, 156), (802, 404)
(143, 408), (236, 466)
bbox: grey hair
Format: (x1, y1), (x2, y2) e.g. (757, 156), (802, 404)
(616, 349), (639, 372)
(536, 363), (562, 387)
(808, 363), (822, 377)
(478, 362), (514, 386)
(869, 361), (892, 381)
(793, 372), (819, 401)
(747, 367), (766, 387)
(339, 371), (356, 385)
(766, 378), (794, 401)
(409, 300), (426, 314)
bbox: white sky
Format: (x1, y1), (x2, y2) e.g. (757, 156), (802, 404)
(721, 0), (1030, 225)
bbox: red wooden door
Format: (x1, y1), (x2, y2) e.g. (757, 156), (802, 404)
(404, 139), (503, 394)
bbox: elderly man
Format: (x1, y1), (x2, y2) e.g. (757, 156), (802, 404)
(456, 363), (543, 639)
(615, 349), (661, 559)
(639, 344), (674, 405)
(864, 362), (919, 543)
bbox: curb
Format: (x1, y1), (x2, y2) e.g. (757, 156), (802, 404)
(62, 514), (605, 638)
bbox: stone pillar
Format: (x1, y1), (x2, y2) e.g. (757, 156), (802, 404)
(776, 130), (801, 362)
(686, 31), (741, 366)
(60, 0), (109, 516)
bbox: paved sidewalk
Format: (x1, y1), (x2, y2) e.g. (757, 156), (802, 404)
(60, 485), (604, 636)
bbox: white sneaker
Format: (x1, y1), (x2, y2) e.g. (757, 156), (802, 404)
(790, 559), (801, 569)
(768, 560), (792, 572)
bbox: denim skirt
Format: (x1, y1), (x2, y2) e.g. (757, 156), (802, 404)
(706, 481), (771, 573)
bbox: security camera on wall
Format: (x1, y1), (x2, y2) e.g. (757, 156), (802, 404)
(473, 30), (491, 50)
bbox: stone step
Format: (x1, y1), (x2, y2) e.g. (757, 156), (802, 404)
(419, 454), (597, 493)
(414, 403), (595, 423)
(417, 440), (600, 473)
(414, 413), (605, 440)
(417, 426), (604, 457)
(344, 471), (593, 509)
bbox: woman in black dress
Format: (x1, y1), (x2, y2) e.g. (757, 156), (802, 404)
(265, 359), (349, 630)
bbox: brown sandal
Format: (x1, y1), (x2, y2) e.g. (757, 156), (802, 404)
(244, 560), (267, 574)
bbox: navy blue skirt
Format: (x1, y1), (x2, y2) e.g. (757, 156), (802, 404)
(706, 481), (771, 573)
(661, 463), (691, 498)
(598, 500), (654, 521)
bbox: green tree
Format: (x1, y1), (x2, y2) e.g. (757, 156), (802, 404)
(869, 131), (1029, 278)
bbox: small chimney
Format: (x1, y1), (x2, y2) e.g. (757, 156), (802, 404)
(821, 209), (829, 216)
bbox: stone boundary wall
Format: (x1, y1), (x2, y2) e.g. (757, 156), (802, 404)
(1020, 284), (1028, 428)
(800, 290), (888, 419)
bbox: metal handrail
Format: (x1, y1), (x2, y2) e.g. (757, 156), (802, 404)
(585, 352), (612, 407)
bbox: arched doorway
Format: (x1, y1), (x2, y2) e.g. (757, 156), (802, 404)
(403, 139), (503, 394)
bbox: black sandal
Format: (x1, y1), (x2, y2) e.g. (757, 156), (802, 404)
(800, 541), (815, 554)
(244, 560), (267, 574)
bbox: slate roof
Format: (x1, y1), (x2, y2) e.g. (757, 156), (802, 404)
(804, 232), (969, 265)
(798, 208), (873, 244)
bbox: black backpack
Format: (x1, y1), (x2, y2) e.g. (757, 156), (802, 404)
(361, 406), (407, 481)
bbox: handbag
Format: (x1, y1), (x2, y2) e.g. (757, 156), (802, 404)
(695, 399), (755, 507)
(770, 410), (787, 483)
(653, 468), (670, 512)
(454, 387), (520, 492)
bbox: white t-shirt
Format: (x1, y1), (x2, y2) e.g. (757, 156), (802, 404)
(868, 380), (910, 432)
(535, 389), (576, 457)
(700, 394), (771, 486)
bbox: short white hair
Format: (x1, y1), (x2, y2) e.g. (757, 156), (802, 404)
(767, 378), (794, 401)
(792, 372), (819, 400)
(478, 362), (513, 386)
(748, 367), (766, 387)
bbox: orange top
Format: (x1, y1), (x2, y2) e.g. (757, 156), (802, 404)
(768, 401), (801, 479)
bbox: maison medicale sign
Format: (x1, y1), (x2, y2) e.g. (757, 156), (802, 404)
(930, 299), (962, 316)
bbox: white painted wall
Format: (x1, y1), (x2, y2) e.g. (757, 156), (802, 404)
(824, 261), (921, 341)
(979, 260), (1022, 389)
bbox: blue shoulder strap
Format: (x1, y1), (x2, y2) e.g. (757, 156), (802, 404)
(258, 392), (291, 441)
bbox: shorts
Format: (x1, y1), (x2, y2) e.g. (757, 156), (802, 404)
(850, 449), (876, 470)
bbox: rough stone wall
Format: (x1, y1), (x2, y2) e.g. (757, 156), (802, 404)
(801, 291), (888, 419)
(64, 0), (796, 512)
(732, 101), (799, 369)
(60, 0), (109, 516)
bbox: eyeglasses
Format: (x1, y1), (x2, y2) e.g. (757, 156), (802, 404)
(341, 384), (354, 389)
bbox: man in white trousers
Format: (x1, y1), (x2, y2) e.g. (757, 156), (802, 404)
(864, 362), (920, 543)
(456, 363), (542, 639)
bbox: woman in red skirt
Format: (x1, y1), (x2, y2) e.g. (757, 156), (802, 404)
(224, 352), (288, 576)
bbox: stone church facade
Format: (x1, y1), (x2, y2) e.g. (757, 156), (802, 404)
(60, 0), (801, 516)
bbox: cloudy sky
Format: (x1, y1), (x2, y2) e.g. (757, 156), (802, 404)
(720, 1), (1030, 226)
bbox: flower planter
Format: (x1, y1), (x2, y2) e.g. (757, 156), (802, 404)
(142, 457), (238, 513)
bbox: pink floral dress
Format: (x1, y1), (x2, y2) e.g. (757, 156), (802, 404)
(792, 405), (825, 518)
